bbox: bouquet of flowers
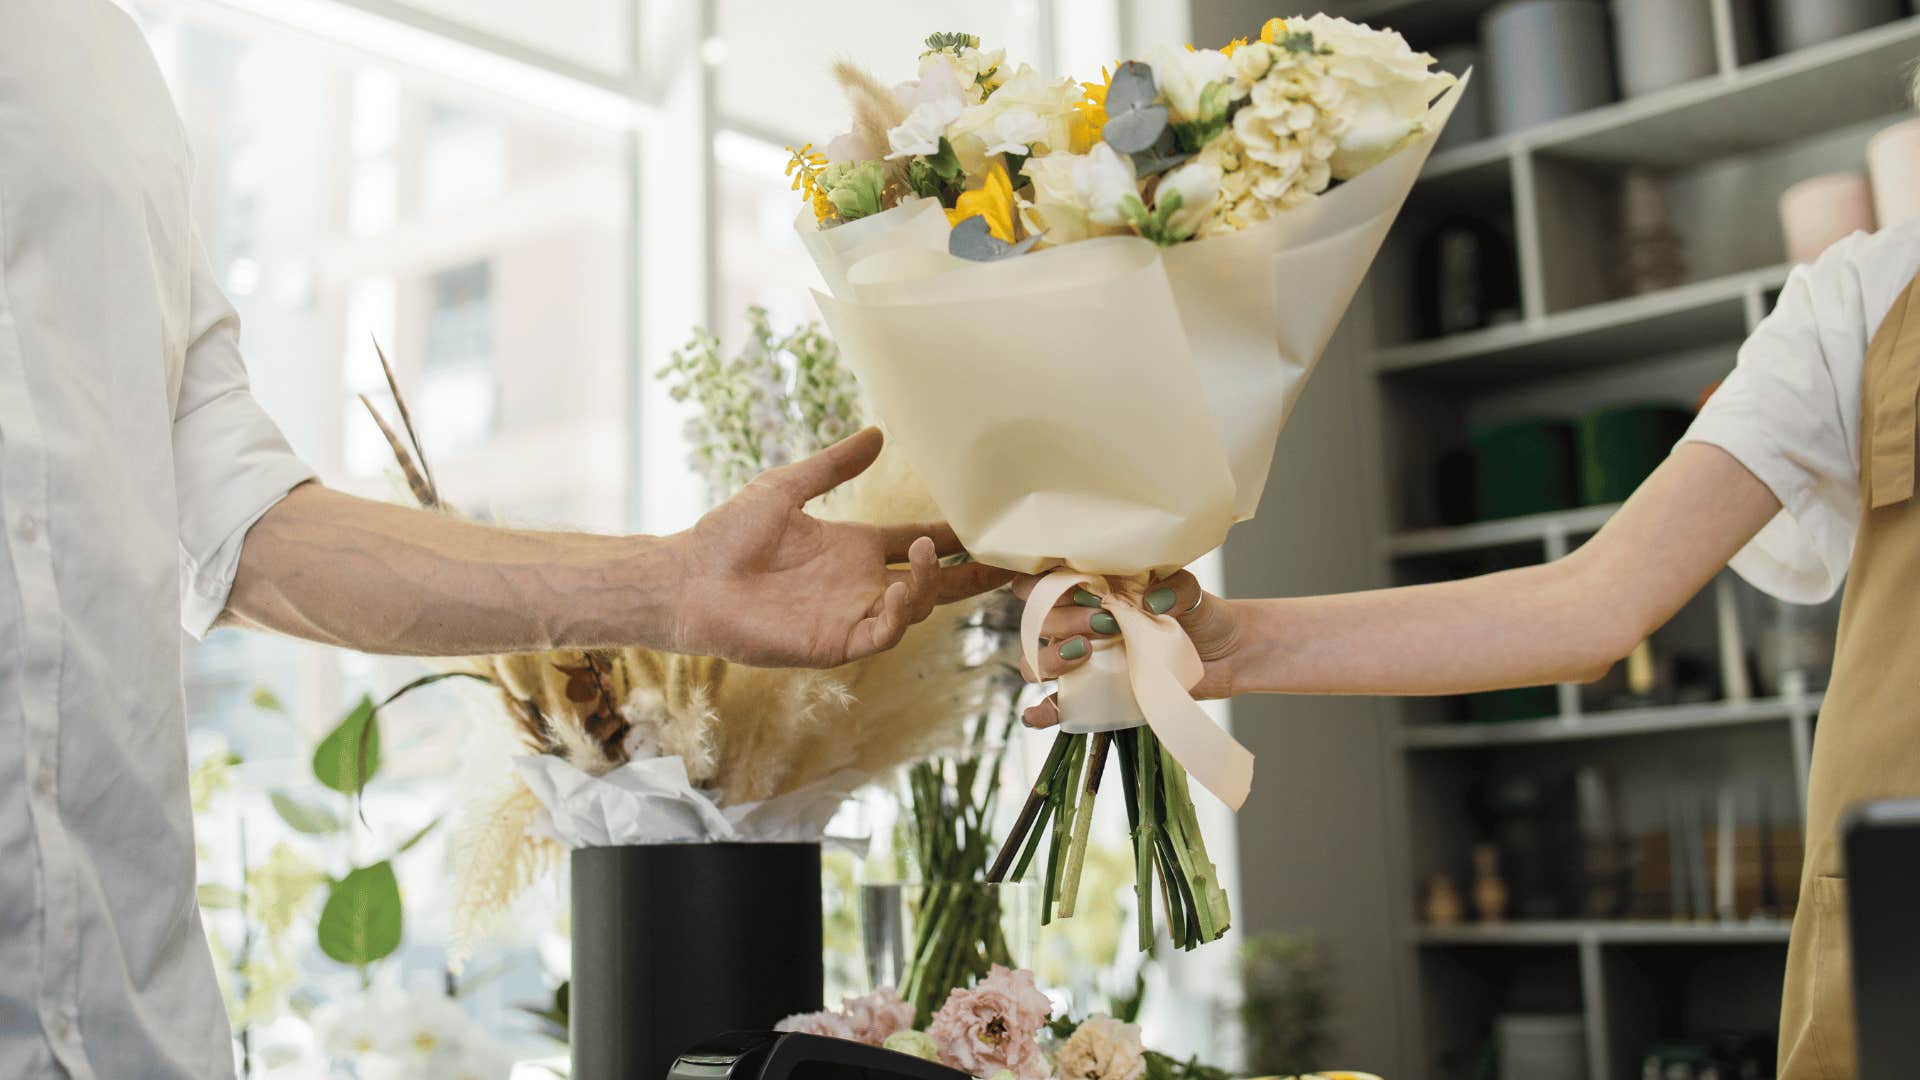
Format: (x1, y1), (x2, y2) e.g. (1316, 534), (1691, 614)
(792, 16), (1463, 950)
(776, 967), (1366, 1080)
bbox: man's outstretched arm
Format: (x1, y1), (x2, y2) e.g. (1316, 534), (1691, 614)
(220, 429), (1010, 667)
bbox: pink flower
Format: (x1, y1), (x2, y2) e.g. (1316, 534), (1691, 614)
(775, 1011), (855, 1040)
(926, 966), (1053, 1080)
(839, 987), (916, 1046)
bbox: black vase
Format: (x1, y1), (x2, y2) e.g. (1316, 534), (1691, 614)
(571, 843), (824, 1080)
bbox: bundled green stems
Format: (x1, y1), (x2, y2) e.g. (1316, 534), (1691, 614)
(897, 710), (1018, 1025)
(986, 727), (1230, 952)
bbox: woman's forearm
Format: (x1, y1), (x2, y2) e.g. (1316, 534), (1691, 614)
(1215, 443), (1785, 697)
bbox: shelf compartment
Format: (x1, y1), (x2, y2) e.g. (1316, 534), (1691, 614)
(1413, 919), (1792, 946)
(1387, 503), (1617, 559)
(1375, 264), (1788, 381)
(1398, 695), (1818, 750)
(1418, 16), (1920, 175)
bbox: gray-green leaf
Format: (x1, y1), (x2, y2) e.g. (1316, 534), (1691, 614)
(317, 861), (403, 967)
(949, 215), (1041, 262)
(271, 791), (344, 836)
(1102, 62), (1169, 154)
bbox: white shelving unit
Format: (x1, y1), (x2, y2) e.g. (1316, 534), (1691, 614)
(1339, 5), (1894, 1077)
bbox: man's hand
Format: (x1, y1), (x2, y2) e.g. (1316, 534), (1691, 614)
(1012, 569), (1244, 728)
(669, 428), (1012, 668)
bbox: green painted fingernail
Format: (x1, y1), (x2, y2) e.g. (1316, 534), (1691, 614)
(1072, 588), (1103, 608)
(1090, 611), (1119, 635)
(1147, 587), (1176, 615)
(1058, 638), (1089, 661)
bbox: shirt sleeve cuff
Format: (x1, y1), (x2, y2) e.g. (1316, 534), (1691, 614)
(1679, 420), (1853, 605)
(177, 456), (315, 641)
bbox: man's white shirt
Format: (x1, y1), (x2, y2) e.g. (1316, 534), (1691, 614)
(0, 1), (313, 1075)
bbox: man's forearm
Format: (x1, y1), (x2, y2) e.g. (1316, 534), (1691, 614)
(221, 484), (687, 656)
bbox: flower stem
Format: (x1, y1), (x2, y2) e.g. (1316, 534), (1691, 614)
(986, 733), (1071, 883)
(1057, 732), (1111, 919)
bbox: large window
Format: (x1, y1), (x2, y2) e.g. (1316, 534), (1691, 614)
(128, 0), (1235, 1071)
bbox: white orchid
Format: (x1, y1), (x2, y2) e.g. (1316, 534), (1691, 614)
(1021, 143), (1138, 244)
(1293, 13), (1454, 179)
(1144, 45), (1231, 124)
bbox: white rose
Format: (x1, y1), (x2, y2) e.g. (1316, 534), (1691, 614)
(1021, 143), (1138, 243)
(1157, 158), (1221, 237)
(947, 65), (1080, 170)
(1144, 45), (1230, 123)
(1294, 13), (1455, 178)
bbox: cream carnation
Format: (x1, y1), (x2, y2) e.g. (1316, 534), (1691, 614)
(1056, 1015), (1147, 1080)
(1021, 143), (1138, 244)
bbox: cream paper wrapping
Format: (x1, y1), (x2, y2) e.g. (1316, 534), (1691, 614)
(800, 81), (1467, 811)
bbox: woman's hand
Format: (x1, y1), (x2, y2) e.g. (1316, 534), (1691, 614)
(1012, 569), (1245, 728)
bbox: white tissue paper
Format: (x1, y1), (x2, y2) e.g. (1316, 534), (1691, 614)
(515, 755), (867, 849)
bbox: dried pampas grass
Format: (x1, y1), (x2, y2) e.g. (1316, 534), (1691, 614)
(447, 780), (561, 973)
(832, 60), (911, 197)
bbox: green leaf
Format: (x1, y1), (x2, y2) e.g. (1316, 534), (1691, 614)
(390, 816), (441, 857)
(271, 791), (344, 836)
(311, 694), (379, 795)
(250, 687), (286, 712)
(316, 861), (403, 967)
(198, 883), (242, 909)
(925, 136), (963, 185)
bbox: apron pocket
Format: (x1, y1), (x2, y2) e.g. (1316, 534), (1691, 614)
(1808, 875), (1857, 1079)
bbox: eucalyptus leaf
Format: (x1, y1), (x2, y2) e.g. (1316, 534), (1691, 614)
(948, 215), (1041, 262)
(1101, 62), (1169, 154)
(316, 861), (403, 967)
(1130, 127), (1192, 179)
(271, 791), (344, 836)
(311, 695), (378, 795)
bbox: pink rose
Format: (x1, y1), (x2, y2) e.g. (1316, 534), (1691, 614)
(839, 987), (916, 1046)
(926, 966), (1053, 1080)
(775, 1011), (855, 1040)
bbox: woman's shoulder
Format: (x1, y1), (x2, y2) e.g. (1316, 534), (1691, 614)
(1801, 219), (1920, 346)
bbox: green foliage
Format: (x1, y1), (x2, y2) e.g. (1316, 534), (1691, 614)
(317, 862), (404, 968)
(311, 695), (378, 795)
(271, 791), (344, 836)
(1280, 30), (1322, 55)
(923, 30), (981, 53)
(249, 687), (285, 712)
(1172, 81), (1241, 153)
(1241, 932), (1334, 1076)
(908, 136), (966, 203)
(517, 980), (570, 1044)
(198, 883), (243, 909)
(1119, 191), (1197, 247)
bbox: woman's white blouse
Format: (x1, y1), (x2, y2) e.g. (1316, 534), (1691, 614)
(1682, 219), (1920, 604)
(0, 2), (314, 1077)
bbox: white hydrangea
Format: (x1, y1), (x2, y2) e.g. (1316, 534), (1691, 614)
(1199, 43), (1349, 233)
(1292, 14), (1454, 178)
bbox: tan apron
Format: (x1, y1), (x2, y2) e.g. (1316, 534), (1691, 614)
(1777, 268), (1920, 1079)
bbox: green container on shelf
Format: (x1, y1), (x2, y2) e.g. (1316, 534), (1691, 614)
(1462, 686), (1559, 724)
(1576, 404), (1693, 505)
(1467, 418), (1580, 521)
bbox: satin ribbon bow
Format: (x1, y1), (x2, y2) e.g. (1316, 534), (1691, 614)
(1019, 569), (1255, 810)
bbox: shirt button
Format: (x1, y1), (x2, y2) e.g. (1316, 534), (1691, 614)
(14, 514), (35, 544)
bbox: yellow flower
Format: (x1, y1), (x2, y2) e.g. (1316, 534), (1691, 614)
(1220, 36), (1251, 57)
(945, 159), (1017, 242)
(785, 144), (834, 224)
(1068, 68), (1111, 154)
(1259, 17), (1287, 43)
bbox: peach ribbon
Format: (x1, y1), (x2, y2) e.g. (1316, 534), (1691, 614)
(1019, 568), (1255, 810)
